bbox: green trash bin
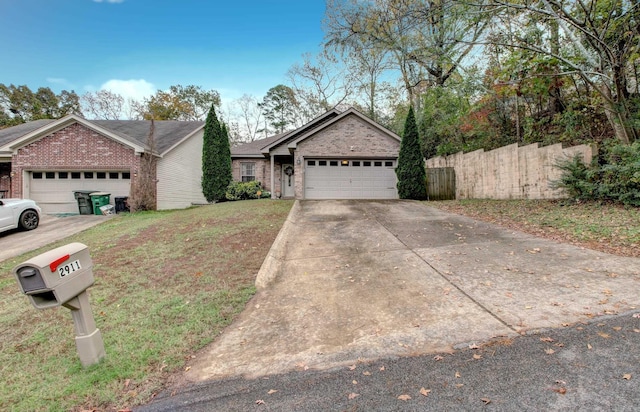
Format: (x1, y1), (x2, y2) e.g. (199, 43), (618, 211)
(74, 190), (98, 215)
(90, 192), (111, 215)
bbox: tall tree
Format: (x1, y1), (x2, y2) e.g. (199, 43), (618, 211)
(202, 105), (232, 202)
(258, 85), (300, 134)
(136, 85), (220, 121)
(128, 120), (158, 211)
(396, 105), (427, 199)
(0, 84), (81, 127)
(487, 0), (639, 144)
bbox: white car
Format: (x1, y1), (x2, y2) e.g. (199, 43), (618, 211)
(0, 198), (42, 234)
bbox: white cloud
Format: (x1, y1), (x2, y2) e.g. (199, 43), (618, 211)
(99, 79), (156, 102)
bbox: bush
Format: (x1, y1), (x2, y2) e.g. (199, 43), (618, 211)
(553, 141), (640, 206)
(225, 181), (268, 201)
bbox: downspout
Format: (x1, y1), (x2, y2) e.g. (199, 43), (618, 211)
(270, 154), (275, 199)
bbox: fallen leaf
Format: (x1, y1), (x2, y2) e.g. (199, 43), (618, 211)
(123, 379), (131, 388)
(398, 394), (411, 401)
(255, 399), (265, 405)
(553, 387), (567, 395)
(362, 371), (371, 376)
(540, 337), (554, 343)
(481, 398), (491, 404)
(348, 364), (357, 371)
(623, 374), (631, 380)
(587, 343), (593, 350)
(433, 355), (444, 361)
(268, 389), (278, 395)
(634, 329), (640, 333)
(545, 348), (555, 355)
(455, 383), (464, 388)
(455, 371), (461, 378)
(633, 313), (640, 319)
(613, 327), (622, 331)
(420, 387), (431, 397)
(473, 354), (482, 360)
(184, 366), (191, 372)
(348, 392), (360, 400)
(597, 332), (610, 339)
(379, 366), (385, 371)
(352, 380), (358, 385)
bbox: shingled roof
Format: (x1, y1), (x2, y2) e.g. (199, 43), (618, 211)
(0, 117), (204, 155)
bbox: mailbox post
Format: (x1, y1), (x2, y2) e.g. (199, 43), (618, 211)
(13, 242), (106, 367)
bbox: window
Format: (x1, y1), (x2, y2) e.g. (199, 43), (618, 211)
(58, 172), (68, 179)
(363, 161), (371, 167)
(122, 172), (131, 179)
(319, 160), (327, 166)
(71, 172), (81, 179)
(84, 172), (93, 179)
(97, 172), (106, 179)
(374, 161), (382, 167)
(352, 161), (361, 167)
(241, 162), (256, 182)
(45, 172), (55, 179)
(329, 160), (338, 166)
(32, 172), (43, 179)
(109, 172), (119, 179)
(307, 160), (316, 166)
(385, 161), (394, 167)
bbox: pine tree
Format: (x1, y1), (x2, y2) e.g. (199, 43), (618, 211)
(202, 105), (232, 202)
(396, 105), (427, 200)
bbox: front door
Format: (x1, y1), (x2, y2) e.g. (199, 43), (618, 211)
(282, 164), (295, 198)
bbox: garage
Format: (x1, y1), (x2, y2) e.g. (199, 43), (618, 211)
(304, 159), (398, 199)
(28, 170), (131, 214)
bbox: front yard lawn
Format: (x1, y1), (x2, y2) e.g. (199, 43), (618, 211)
(429, 199), (639, 257)
(0, 199), (293, 412)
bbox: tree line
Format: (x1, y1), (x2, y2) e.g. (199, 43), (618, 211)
(3, 0), (638, 155)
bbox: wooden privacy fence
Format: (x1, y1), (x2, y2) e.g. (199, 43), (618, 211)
(425, 142), (596, 200)
(426, 167), (456, 200)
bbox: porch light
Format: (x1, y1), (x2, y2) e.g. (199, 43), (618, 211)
(10, 171), (16, 177)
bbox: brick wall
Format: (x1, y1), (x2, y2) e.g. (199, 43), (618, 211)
(231, 158), (271, 191)
(425, 143), (596, 200)
(294, 114), (400, 198)
(11, 123), (140, 198)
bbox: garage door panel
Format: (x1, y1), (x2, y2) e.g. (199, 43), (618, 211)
(305, 159), (397, 200)
(29, 171), (131, 214)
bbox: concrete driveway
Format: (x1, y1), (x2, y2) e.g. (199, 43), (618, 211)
(0, 214), (110, 262)
(184, 200), (640, 382)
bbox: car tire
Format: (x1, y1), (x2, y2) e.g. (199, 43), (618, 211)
(19, 210), (39, 231)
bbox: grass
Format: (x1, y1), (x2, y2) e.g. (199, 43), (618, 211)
(428, 199), (640, 257)
(0, 199), (293, 411)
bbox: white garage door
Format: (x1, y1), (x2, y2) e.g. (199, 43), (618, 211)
(29, 171), (131, 214)
(305, 159), (398, 199)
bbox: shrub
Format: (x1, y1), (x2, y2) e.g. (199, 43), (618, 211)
(225, 181), (267, 201)
(553, 141), (640, 206)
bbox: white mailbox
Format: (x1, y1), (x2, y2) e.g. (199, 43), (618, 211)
(14, 242), (95, 309)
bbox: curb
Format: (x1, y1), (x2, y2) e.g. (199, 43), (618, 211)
(255, 200), (301, 290)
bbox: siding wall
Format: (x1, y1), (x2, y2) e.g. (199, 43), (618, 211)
(425, 143), (596, 200)
(156, 130), (208, 210)
(294, 114), (400, 198)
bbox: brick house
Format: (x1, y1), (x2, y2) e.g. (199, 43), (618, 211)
(231, 107), (401, 199)
(0, 114), (206, 213)
(0, 107), (401, 214)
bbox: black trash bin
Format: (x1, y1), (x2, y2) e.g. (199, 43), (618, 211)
(73, 190), (97, 215)
(114, 196), (129, 213)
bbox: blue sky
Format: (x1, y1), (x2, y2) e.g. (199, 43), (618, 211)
(0, 0), (326, 103)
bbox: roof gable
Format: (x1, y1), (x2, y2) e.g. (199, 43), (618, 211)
(287, 107), (401, 150)
(0, 115), (204, 156)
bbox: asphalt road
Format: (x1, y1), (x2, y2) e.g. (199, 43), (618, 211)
(138, 311), (640, 411)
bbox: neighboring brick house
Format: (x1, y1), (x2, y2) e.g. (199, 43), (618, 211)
(0, 114), (206, 213)
(231, 107), (401, 199)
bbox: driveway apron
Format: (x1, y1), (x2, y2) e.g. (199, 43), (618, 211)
(185, 200), (640, 382)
